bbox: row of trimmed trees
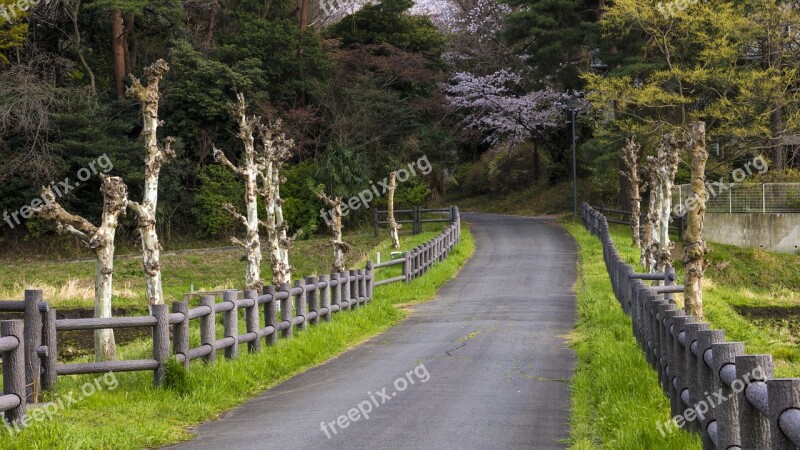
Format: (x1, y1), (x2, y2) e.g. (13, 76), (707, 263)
(621, 121), (709, 320)
(34, 60), (408, 362)
(37, 60), (173, 361)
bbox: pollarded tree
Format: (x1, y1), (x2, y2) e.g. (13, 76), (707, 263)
(642, 156), (660, 273)
(316, 190), (350, 272)
(213, 93), (264, 290)
(684, 121), (709, 319)
(36, 175), (128, 361)
(387, 171), (401, 249)
(126, 59), (174, 306)
(620, 136), (643, 249)
(257, 120), (298, 285)
(655, 133), (680, 271)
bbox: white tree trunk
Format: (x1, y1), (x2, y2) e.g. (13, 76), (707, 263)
(644, 158), (660, 273)
(126, 59), (173, 306)
(684, 121), (708, 319)
(316, 191), (350, 272)
(214, 93), (263, 290)
(656, 134), (680, 270)
(36, 175), (128, 361)
(257, 120), (296, 285)
(621, 137), (642, 249)
(387, 171), (401, 249)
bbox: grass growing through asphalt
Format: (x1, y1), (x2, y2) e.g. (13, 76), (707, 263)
(563, 222), (700, 449)
(605, 225), (800, 377)
(0, 228), (474, 449)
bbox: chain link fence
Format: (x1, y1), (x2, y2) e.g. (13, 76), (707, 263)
(672, 183), (800, 213)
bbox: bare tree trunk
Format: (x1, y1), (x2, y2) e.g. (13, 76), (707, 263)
(316, 192), (350, 272)
(621, 137), (642, 248)
(67, 0), (96, 97)
(257, 120), (296, 285)
(644, 158), (660, 273)
(387, 171), (401, 249)
(656, 133), (681, 270)
(36, 175), (128, 361)
(126, 60), (174, 306)
(684, 121), (708, 319)
(772, 104), (785, 171)
(111, 10), (126, 99)
(214, 94), (263, 290)
(204, 1), (219, 50)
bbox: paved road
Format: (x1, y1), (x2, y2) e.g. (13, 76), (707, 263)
(169, 213), (577, 450)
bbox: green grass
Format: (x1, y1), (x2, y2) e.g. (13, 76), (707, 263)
(606, 225), (800, 377)
(0, 229), (389, 310)
(564, 222), (700, 449)
(0, 228), (475, 449)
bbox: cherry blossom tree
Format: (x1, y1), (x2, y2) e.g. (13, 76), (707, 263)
(444, 70), (568, 145)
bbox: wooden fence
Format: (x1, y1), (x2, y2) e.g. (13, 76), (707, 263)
(0, 207), (460, 423)
(372, 206), (456, 236)
(582, 203), (800, 449)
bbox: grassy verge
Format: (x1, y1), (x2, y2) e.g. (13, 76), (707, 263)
(0, 229), (389, 310)
(563, 222), (700, 449)
(606, 225), (800, 377)
(1, 228), (475, 449)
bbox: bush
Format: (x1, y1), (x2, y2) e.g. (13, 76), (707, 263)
(460, 143), (549, 195)
(192, 165), (245, 238)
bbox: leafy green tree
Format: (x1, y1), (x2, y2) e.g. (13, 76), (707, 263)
(328, 0), (446, 63)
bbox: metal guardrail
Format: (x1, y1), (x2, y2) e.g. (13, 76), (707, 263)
(0, 207), (461, 402)
(673, 183), (800, 214)
(582, 203), (800, 449)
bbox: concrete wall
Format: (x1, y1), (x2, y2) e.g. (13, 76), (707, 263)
(705, 213), (800, 253)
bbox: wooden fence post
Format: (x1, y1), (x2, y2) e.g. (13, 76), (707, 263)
(696, 329), (725, 447)
(200, 295), (216, 364)
(24, 289), (42, 403)
(295, 280), (307, 331)
(736, 354), (773, 449)
(172, 301), (190, 370)
(402, 252), (410, 284)
(768, 379), (800, 449)
(244, 289), (260, 353)
(684, 321), (710, 433)
(712, 342), (745, 449)
(358, 269), (367, 305)
(341, 271), (351, 310)
(366, 261), (374, 300)
(331, 273), (341, 313)
(152, 304), (169, 387)
(41, 307), (57, 391)
(350, 271), (359, 309)
(280, 283), (293, 338)
(306, 277), (319, 326)
(264, 285), (278, 346)
(320, 275), (331, 322)
(222, 290), (238, 359)
(1, 320), (26, 423)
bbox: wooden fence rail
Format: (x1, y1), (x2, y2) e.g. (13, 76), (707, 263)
(582, 203), (800, 449)
(0, 207), (460, 410)
(373, 206), (456, 236)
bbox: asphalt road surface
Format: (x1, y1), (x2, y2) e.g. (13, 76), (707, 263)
(168, 213), (577, 450)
